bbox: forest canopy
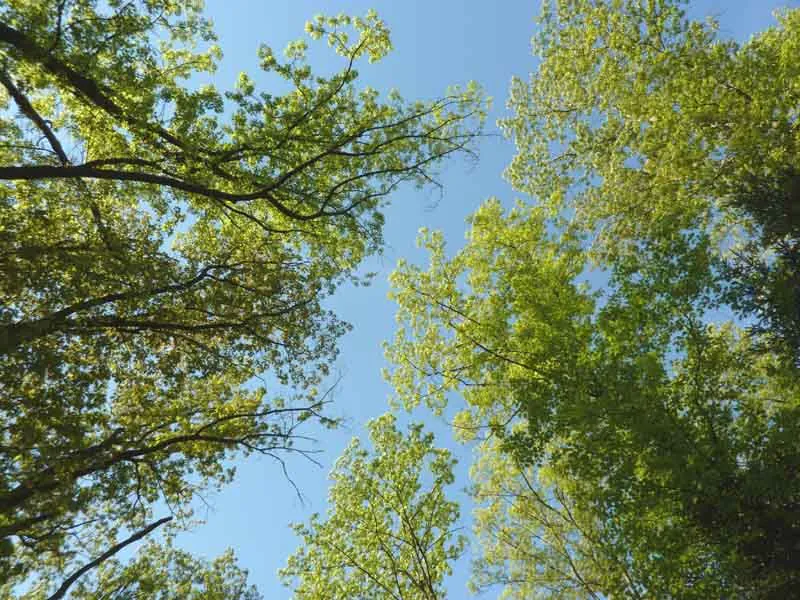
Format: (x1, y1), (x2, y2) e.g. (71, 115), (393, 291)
(386, 0), (800, 597)
(0, 0), (482, 597)
(2, 0), (799, 598)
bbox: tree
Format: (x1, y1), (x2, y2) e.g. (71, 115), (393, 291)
(0, 0), (484, 594)
(385, 0), (800, 589)
(501, 0), (800, 362)
(494, 4), (800, 591)
(388, 202), (800, 597)
(280, 414), (465, 600)
(66, 542), (263, 600)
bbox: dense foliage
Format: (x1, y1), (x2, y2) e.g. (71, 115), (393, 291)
(5, 0), (799, 597)
(385, 1), (800, 597)
(0, 0), (482, 596)
(281, 414), (464, 600)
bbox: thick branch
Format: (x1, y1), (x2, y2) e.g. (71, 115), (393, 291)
(0, 406), (317, 514)
(0, 21), (184, 150)
(0, 263), (227, 354)
(0, 164), (326, 221)
(45, 516), (172, 600)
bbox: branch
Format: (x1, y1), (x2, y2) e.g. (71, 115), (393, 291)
(0, 404), (320, 513)
(0, 163), (344, 223)
(0, 68), (68, 163)
(0, 263), (230, 354)
(46, 516), (172, 600)
(0, 21), (185, 150)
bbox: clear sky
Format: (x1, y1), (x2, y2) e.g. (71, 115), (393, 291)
(166, 1), (796, 597)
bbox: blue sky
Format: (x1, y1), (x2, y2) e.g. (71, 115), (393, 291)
(169, 1), (796, 596)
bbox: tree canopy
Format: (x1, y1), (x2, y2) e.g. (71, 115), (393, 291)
(5, 0), (800, 597)
(0, 0), (483, 596)
(280, 414), (464, 600)
(69, 542), (263, 600)
(385, 0), (800, 596)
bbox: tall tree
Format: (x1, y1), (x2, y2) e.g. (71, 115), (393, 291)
(280, 414), (465, 600)
(386, 1), (800, 592)
(388, 202), (800, 597)
(0, 0), (483, 594)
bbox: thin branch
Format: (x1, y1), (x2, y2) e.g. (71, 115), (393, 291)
(0, 69), (68, 163)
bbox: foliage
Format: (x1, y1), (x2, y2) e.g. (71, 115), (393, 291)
(386, 2), (800, 595)
(69, 542), (263, 600)
(722, 166), (800, 361)
(280, 414), (465, 600)
(504, 0), (800, 358)
(389, 199), (800, 599)
(0, 0), (483, 595)
(470, 437), (647, 599)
